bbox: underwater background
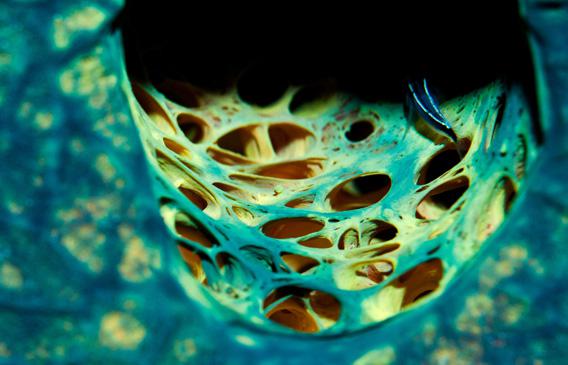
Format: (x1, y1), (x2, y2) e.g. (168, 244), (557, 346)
(2, 1), (568, 364)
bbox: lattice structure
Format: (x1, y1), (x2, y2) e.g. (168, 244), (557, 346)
(127, 75), (536, 334)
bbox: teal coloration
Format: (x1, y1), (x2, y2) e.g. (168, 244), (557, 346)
(130, 75), (529, 336)
(1, 1), (568, 364)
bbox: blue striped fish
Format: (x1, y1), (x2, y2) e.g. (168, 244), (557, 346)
(407, 78), (459, 144)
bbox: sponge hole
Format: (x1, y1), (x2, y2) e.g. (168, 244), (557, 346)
(416, 177), (469, 219)
(216, 125), (269, 161)
(263, 286), (340, 332)
(345, 120), (374, 142)
(363, 220), (398, 244)
(175, 217), (218, 248)
(309, 291), (341, 321)
(268, 123), (315, 159)
(163, 137), (189, 157)
(155, 79), (201, 108)
(177, 243), (208, 284)
(417, 141), (470, 185)
(285, 195), (315, 209)
(177, 113), (208, 143)
(327, 173), (391, 211)
(266, 297), (318, 333)
(253, 159), (324, 180)
(179, 186), (208, 211)
(289, 81), (335, 115)
(132, 83), (175, 134)
(394, 258), (443, 308)
(338, 229), (359, 250)
(299, 236), (333, 249)
(281, 253), (320, 273)
(262, 217), (324, 239)
(354, 260), (394, 284)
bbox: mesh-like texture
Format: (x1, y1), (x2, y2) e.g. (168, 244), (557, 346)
(5, 1), (568, 363)
(128, 77), (536, 334)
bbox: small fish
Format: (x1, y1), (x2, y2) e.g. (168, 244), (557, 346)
(407, 78), (459, 144)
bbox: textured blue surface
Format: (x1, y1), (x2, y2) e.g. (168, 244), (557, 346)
(1, 1), (568, 364)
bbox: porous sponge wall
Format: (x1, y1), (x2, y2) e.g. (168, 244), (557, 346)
(127, 77), (536, 335)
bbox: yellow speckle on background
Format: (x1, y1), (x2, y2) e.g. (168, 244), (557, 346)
(174, 339), (197, 362)
(59, 55), (102, 95)
(234, 335), (256, 347)
(119, 235), (160, 283)
(95, 154), (117, 183)
(99, 311), (146, 350)
(34, 112), (54, 130)
(456, 294), (494, 335)
(59, 49), (117, 108)
(354, 346), (396, 365)
(61, 224), (105, 273)
(53, 7), (106, 49)
(1, 262), (23, 289)
(0, 342), (11, 357)
(0, 52), (12, 66)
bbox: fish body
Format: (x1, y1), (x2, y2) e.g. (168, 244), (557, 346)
(407, 78), (458, 143)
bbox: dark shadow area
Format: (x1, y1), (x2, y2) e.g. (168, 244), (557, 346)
(118, 1), (537, 119)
